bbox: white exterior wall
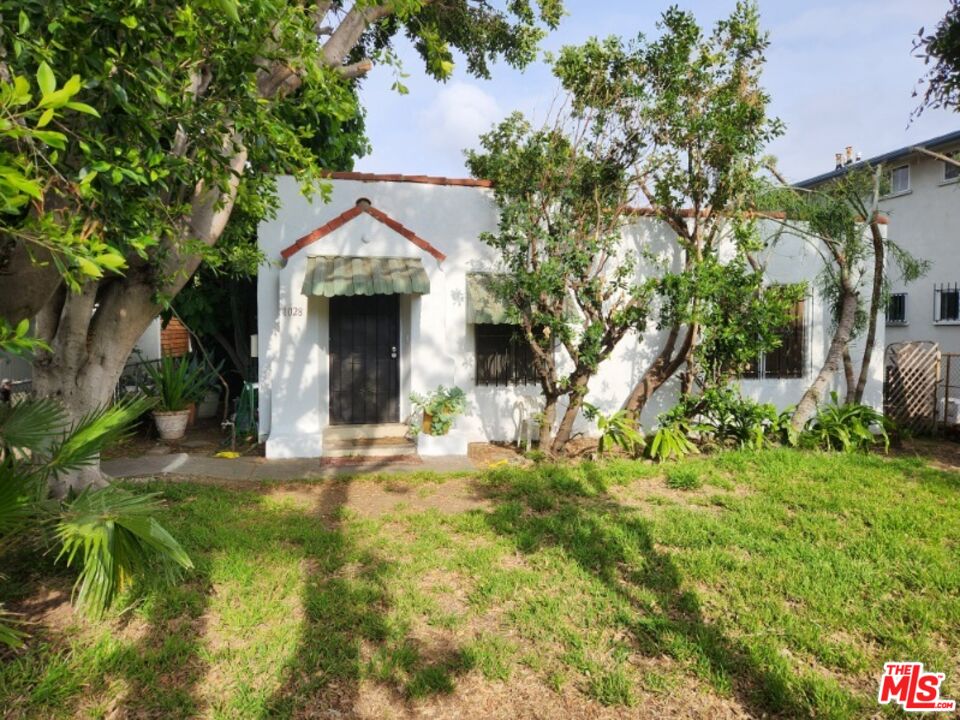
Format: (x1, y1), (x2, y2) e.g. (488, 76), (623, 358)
(258, 176), (884, 458)
(878, 146), (960, 353)
(129, 318), (163, 364)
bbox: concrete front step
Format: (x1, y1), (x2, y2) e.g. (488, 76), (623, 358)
(323, 423), (416, 458)
(325, 423), (409, 441)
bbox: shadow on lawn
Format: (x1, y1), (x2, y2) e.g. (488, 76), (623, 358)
(481, 461), (823, 718)
(261, 479), (471, 718)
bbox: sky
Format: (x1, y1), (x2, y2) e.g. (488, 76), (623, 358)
(352, 0), (959, 184)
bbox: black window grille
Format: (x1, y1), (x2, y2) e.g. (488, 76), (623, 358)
(886, 293), (907, 324)
(934, 283), (960, 322)
(742, 297), (806, 380)
(475, 324), (540, 386)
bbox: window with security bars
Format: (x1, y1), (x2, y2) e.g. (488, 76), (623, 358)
(886, 293), (907, 324)
(742, 297), (806, 379)
(475, 324), (540, 386)
(934, 284), (960, 323)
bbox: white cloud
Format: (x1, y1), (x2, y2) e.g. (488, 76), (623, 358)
(420, 82), (502, 154)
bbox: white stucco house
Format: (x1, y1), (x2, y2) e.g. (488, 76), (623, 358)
(796, 130), (960, 353)
(257, 171), (885, 459)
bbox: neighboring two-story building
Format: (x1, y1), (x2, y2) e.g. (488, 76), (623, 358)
(796, 130), (960, 353)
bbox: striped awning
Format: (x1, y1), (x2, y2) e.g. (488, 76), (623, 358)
(466, 273), (516, 324)
(302, 256), (430, 297)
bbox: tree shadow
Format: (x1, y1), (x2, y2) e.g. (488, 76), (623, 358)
(480, 461), (830, 718)
(261, 479), (472, 718)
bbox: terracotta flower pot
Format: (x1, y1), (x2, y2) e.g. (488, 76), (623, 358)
(153, 409), (191, 441)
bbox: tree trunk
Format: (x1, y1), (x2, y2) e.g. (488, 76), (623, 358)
(537, 393), (559, 454)
(853, 221), (885, 404)
(842, 347), (856, 404)
(623, 324), (694, 421)
(28, 139), (247, 494)
(550, 374), (589, 454)
(791, 282), (859, 432)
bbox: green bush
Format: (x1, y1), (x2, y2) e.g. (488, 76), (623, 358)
(801, 392), (890, 453)
(663, 385), (781, 449)
(647, 420), (699, 462)
(582, 403), (645, 458)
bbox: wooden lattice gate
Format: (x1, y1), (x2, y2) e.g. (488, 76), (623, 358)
(884, 341), (940, 432)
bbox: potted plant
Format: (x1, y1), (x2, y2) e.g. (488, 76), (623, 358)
(410, 386), (469, 456)
(410, 386), (467, 437)
(142, 356), (218, 441)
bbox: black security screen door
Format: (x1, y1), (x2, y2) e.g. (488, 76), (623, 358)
(329, 295), (400, 424)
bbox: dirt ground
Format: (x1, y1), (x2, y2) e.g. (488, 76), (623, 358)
(894, 435), (960, 472)
(102, 416), (258, 460)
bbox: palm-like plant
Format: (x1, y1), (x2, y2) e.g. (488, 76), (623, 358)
(0, 394), (194, 644)
(141, 355), (218, 411)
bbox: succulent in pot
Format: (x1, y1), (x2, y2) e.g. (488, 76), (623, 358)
(141, 355), (219, 441)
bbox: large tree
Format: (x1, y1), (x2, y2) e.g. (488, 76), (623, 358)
(551, 2), (785, 419)
(467, 111), (652, 455)
(0, 0), (562, 488)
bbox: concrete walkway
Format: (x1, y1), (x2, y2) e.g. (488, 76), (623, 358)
(102, 452), (477, 482)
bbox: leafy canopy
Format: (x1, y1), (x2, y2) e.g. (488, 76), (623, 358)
(3, 0), (563, 298)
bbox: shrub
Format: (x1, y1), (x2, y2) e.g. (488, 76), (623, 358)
(647, 420), (699, 462)
(582, 403), (645, 458)
(664, 386), (781, 449)
(801, 392), (890, 452)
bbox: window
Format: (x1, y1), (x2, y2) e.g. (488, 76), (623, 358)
(935, 284), (960, 323)
(475, 324), (540, 386)
(945, 154), (960, 182)
(886, 293), (907, 324)
(742, 297), (806, 380)
(888, 165), (910, 195)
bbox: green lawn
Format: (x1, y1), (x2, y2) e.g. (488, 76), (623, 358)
(2, 449), (958, 718)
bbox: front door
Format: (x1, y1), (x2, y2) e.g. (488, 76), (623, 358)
(329, 295), (400, 424)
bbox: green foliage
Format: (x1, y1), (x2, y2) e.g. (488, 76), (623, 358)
(410, 386), (467, 437)
(0, 318), (49, 357)
(0, 67), (124, 289)
(801, 392), (890, 453)
(2, 0), (562, 305)
(467, 111), (651, 374)
(662, 386), (782, 450)
(671, 260), (806, 384)
(914, 0), (960, 113)
(466, 100), (651, 453)
(647, 421), (700, 463)
(141, 355), (219, 412)
(582, 403), (644, 457)
(55, 486), (193, 618)
(546, 4), (788, 410)
(0, 394), (191, 643)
